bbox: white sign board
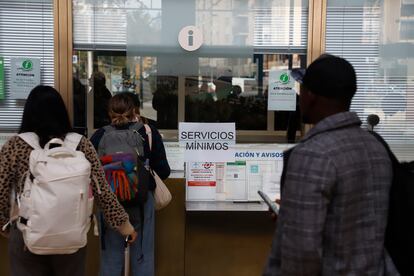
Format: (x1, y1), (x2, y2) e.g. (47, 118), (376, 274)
(10, 58), (41, 99)
(187, 162), (217, 200)
(186, 144), (294, 202)
(179, 122), (235, 162)
(268, 70), (296, 111)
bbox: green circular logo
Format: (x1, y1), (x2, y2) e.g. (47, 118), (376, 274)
(22, 60), (33, 71)
(279, 73), (290, 84)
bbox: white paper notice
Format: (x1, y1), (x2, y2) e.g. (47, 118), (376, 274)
(268, 70), (296, 111)
(215, 163), (226, 200)
(224, 161), (247, 200)
(263, 173), (281, 201)
(186, 162), (216, 201)
(247, 161), (279, 200)
(179, 123), (235, 162)
(164, 142), (185, 171)
(10, 58), (41, 99)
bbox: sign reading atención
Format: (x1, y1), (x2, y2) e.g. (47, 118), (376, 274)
(10, 57), (40, 99)
(267, 70), (296, 111)
(179, 122), (235, 162)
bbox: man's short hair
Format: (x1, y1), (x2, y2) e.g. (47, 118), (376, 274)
(294, 54), (357, 101)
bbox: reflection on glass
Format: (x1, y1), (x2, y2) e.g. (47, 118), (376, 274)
(72, 0), (309, 140)
(185, 57), (266, 130)
(73, 51), (178, 130)
(91, 72), (112, 128)
(185, 75), (268, 130)
(152, 76), (178, 129)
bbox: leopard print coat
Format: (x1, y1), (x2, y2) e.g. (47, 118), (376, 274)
(0, 135), (134, 236)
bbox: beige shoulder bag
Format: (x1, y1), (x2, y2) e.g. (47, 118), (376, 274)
(144, 125), (172, 210)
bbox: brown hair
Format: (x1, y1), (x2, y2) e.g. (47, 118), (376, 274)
(108, 93), (136, 126)
(123, 92), (143, 122)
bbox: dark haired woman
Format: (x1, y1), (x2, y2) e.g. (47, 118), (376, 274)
(0, 85), (137, 276)
(91, 92), (170, 276)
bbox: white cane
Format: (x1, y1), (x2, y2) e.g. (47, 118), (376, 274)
(124, 236), (130, 276)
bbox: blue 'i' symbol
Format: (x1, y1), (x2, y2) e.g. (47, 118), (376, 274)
(188, 30), (194, 46)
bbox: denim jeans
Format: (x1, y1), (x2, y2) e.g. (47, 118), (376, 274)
(99, 192), (155, 276)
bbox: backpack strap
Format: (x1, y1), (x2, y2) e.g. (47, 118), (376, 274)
(129, 122), (144, 132)
(103, 125), (116, 133)
(64, 133), (83, 151)
(18, 132), (41, 150)
(144, 124), (152, 151)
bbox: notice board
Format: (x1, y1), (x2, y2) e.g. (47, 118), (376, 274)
(185, 144), (293, 203)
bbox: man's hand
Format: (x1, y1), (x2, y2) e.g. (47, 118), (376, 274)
(270, 199), (281, 221)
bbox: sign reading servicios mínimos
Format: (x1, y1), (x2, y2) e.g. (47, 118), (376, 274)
(179, 123), (236, 162)
(10, 57), (40, 99)
(0, 57), (4, 100)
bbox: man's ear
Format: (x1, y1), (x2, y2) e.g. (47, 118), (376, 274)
(305, 90), (318, 113)
(307, 90), (317, 102)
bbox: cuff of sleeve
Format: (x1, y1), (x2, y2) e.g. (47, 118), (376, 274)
(117, 220), (134, 236)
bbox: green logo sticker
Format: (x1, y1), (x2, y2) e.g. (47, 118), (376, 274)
(22, 60), (33, 71)
(279, 73), (290, 84)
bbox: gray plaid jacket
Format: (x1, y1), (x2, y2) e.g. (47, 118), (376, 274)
(263, 112), (399, 276)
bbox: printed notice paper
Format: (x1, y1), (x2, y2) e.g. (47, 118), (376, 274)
(225, 161), (247, 200)
(268, 70), (296, 111)
(185, 144), (293, 202)
(187, 162), (217, 200)
(10, 57), (40, 99)
(164, 142), (185, 171)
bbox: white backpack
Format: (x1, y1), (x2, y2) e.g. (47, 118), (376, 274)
(16, 132), (94, 255)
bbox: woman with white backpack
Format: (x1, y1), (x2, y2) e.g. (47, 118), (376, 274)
(0, 85), (137, 276)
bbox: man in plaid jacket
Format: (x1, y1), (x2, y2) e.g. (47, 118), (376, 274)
(263, 55), (399, 275)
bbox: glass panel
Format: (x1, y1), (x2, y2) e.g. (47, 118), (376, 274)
(185, 57), (267, 130)
(73, 50), (178, 130)
(0, 0), (54, 131)
(73, 0), (308, 139)
(326, 0), (414, 160)
(268, 54), (305, 142)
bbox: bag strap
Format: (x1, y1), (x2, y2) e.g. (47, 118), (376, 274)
(103, 125), (116, 133)
(18, 132), (41, 150)
(18, 132), (83, 151)
(129, 122), (144, 132)
(64, 132), (83, 151)
(144, 124), (152, 151)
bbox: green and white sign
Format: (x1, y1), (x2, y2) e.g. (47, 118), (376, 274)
(0, 57), (4, 100)
(267, 70), (296, 111)
(10, 57), (40, 99)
